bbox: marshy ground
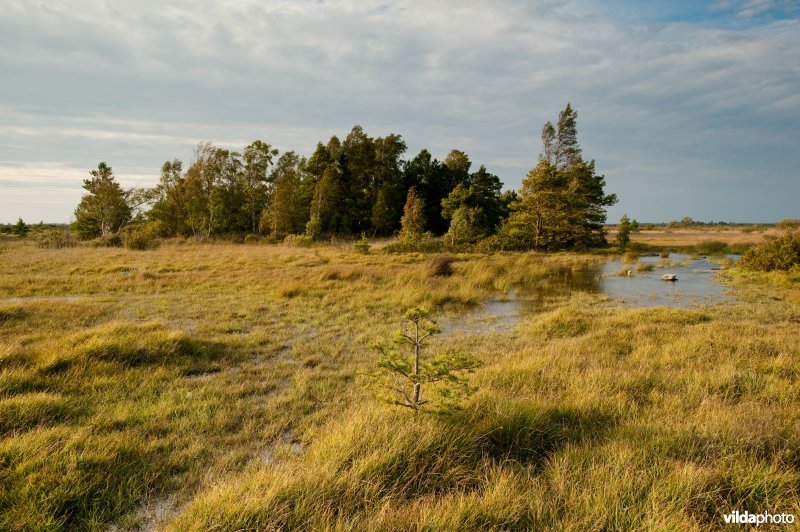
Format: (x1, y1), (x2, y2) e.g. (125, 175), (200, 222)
(0, 238), (798, 530)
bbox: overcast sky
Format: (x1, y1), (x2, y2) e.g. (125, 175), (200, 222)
(1, 0), (798, 224)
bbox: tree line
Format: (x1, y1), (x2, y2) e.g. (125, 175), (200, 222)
(73, 104), (617, 250)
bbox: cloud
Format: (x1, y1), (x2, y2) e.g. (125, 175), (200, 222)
(1, 0), (798, 223)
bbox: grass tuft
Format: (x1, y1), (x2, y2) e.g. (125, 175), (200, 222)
(427, 254), (456, 277)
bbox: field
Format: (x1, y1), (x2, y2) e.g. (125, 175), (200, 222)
(607, 227), (780, 252)
(1, 238), (799, 530)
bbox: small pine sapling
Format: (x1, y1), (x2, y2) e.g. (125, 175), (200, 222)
(369, 307), (480, 415)
(354, 232), (370, 254)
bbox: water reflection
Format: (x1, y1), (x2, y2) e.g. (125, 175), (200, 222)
(599, 253), (738, 308)
(441, 253), (738, 334)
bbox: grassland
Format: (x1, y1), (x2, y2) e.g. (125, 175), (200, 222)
(605, 227), (780, 255)
(1, 238), (798, 530)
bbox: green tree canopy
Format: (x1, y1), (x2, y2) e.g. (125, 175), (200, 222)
(12, 218), (29, 237)
(149, 159), (188, 236)
(242, 140), (279, 233)
(616, 214), (631, 247)
(73, 162), (131, 239)
(495, 105), (617, 250)
(399, 187), (426, 241)
(71, 127), (515, 243)
(263, 151), (306, 239)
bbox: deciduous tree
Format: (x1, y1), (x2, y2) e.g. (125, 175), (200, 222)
(149, 159), (188, 236)
(242, 140), (279, 234)
(263, 151), (306, 239)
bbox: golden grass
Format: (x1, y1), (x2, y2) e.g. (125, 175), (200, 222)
(617, 228), (785, 247)
(0, 239), (798, 530)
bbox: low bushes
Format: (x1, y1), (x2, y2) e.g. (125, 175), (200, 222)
(385, 234), (441, 253)
(738, 231), (800, 272)
(283, 234), (314, 247)
(34, 229), (78, 249)
(121, 225), (160, 250)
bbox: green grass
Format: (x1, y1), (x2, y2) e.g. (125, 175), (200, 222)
(1, 240), (798, 530)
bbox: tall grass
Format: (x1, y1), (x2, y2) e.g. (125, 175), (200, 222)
(0, 239), (798, 529)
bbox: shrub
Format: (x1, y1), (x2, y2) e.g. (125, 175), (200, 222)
(474, 234), (505, 253)
(738, 231), (800, 271)
(354, 232), (370, 254)
(476, 225), (530, 252)
(427, 255), (455, 277)
(121, 224), (160, 250)
(283, 234), (314, 247)
(776, 218), (800, 230)
(35, 229), (78, 249)
(12, 218), (29, 237)
(385, 234), (441, 253)
(227, 232), (246, 244)
(443, 207), (484, 247)
(91, 233), (123, 247)
(616, 214), (631, 247)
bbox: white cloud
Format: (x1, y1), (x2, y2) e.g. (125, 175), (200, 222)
(1, 0), (798, 223)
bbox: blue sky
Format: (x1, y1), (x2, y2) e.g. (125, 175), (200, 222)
(1, 0), (798, 223)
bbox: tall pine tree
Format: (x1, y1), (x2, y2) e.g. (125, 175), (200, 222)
(497, 104), (616, 250)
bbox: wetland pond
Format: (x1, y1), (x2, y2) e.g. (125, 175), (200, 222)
(442, 253), (739, 334)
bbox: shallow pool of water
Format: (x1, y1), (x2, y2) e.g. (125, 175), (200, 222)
(441, 253), (739, 334)
(599, 253), (739, 308)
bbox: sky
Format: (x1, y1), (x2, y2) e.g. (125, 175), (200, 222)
(1, 0), (798, 224)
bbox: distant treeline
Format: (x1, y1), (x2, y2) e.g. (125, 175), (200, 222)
(0, 221), (63, 237)
(66, 104), (618, 251)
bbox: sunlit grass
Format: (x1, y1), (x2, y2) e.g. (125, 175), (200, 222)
(0, 239), (798, 530)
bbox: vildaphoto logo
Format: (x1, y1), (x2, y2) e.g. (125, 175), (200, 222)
(723, 510), (795, 526)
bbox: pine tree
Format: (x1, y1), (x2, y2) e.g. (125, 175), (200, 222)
(494, 105), (616, 250)
(370, 186), (394, 235)
(553, 103), (582, 170)
(617, 214), (632, 247)
(403, 149), (451, 234)
(399, 187), (426, 242)
(74, 162), (131, 239)
(12, 218), (28, 237)
(149, 159), (188, 236)
(541, 121), (556, 165)
(371, 134), (408, 234)
(264, 151), (305, 239)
